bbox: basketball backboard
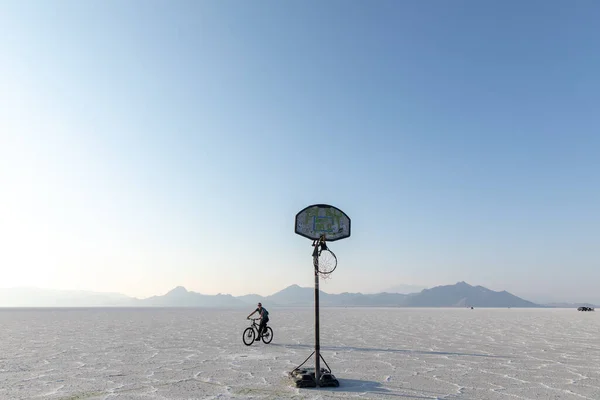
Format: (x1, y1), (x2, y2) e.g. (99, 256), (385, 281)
(295, 204), (351, 242)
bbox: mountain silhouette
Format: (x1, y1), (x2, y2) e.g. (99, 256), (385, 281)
(403, 281), (538, 307)
(130, 287), (247, 307)
(0, 287), (130, 307)
(263, 285), (409, 307)
(0, 282), (546, 308)
(382, 283), (428, 294)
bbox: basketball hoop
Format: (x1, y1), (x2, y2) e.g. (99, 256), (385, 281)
(312, 236), (337, 276)
(290, 204), (351, 388)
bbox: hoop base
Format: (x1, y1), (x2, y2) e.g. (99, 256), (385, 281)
(289, 367), (340, 388)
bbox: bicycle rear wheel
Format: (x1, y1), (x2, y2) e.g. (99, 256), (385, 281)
(243, 327), (255, 346)
(261, 327), (273, 344)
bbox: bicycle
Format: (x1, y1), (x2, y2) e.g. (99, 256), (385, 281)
(243, 318), (273, 346)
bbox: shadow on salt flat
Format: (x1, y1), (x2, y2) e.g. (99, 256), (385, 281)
(319, 378), (446, 399)
(272, 343), (507, 358)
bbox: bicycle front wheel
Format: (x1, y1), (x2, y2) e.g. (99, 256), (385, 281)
(243, 327), (255, 346)
(261, 327), (273, 344)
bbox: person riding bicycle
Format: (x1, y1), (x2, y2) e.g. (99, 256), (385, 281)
(247, 302), (269, 341)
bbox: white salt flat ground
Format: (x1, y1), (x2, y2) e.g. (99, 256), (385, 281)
(1, 307), (599, 400)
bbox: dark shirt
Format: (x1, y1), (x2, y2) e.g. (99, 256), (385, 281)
(255, 307), (269, 319)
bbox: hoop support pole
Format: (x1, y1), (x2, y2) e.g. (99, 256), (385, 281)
(314, 238), (321, 386)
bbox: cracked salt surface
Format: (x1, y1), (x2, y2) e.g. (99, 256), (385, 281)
(1, 307), (599, 399)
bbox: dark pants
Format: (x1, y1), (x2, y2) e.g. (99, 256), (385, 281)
(258, 318), (269, 337)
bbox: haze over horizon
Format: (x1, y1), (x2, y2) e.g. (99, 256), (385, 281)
(1, 2), (598, 304)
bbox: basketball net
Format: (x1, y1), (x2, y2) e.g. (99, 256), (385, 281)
(313, 235), (336, 281)
(320, 270), (333, 281)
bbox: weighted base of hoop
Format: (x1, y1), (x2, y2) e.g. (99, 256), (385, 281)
(289, 351), (340, 388)
(289, 367), (340, 388)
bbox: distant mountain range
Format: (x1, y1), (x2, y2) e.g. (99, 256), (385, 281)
(0, 281), (580, 308)
(382, 284), (428, 295)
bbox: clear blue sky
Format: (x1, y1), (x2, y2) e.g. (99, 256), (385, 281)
(1, 1), (598, 303)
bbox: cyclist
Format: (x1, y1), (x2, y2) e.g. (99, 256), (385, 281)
(247, 302), (269, 341)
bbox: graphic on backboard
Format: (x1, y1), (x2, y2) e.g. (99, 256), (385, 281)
(295, 204), (351, 241)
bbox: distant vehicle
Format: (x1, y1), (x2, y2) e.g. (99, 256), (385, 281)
(577, 307), (595, 311)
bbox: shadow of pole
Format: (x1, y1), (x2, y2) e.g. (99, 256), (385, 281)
(272, 342), (508, 358)
(313, 378), (455, 399)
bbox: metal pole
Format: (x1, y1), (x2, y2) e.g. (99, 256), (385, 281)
(314, 247), (321, 386)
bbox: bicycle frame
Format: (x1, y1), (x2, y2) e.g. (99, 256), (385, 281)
(249, 318), (265, 334)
